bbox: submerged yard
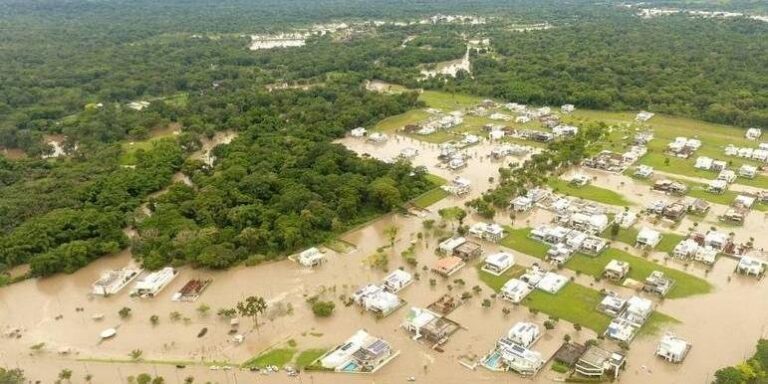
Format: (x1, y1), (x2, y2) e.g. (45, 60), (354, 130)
(523, 284), (612, 332)
(547, 178), (633, 207)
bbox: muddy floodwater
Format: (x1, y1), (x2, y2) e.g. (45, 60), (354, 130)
(2, 133), (768, 384)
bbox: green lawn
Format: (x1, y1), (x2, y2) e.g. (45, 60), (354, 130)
(120, 136), (177, 165)
(547, 179), (633, 207)
(656, 233), (687, 254)
(476, 264), (526, 292)
(242, 348), (296, 369)
(601, 226), (686, 254)
(499, 227), (549, 259)
(412, 188), (450, 208)
(373, 109), (431, 132)
(418, 90), (483, 110)
(638, 312), (681, 337)
(524, 284), (613, 332)
(295, 349), (328, 369)
(565, 248), (712, 299)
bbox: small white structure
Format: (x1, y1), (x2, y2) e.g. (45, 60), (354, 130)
(515, 115), (531, 124)
(438, 237), (466, 254)
(718, 169), (737, 183)
(636, 228), (662, 248)
(506, 322), (541, 348)
(367, 132), (388, 143)
(128, 101), (150, 111)
(694, 246), (718, 265)
(383, 270), (413, 293)
(705, 231), (729, 250)
(320, 330), (395, 372)
(500, 279), (533, 303)
(469, 222), (505, 242)
(603, 259), (630, 281)
(623, 296), (654, 324)
(297, 247), (326, 267)
(482, 252), (515, 276)
(442, 176), (472, 196)
(131, 267), (178, 298)
(553, 125), (578, 137)
(636, 111), (655, 122)
(708, 179), (728, 194)
(399, 147), (419, 159)
(673, 239), (699, 259)
(350, 127), (367, 137)
(736, 256), (766, 277)
(746, 128), (763, 140)
(694, 156), (713, 170)
(734, 195), (756, 209)
(656, 334), (691, 363)
(401, 307), (438, 339)
(598, 295), (627, 317)
(91, 267), (142, 296)
(739, 164), (758, 179)
(100, 328), (117, 339)
(561, 104), (575, 113)
(511, 196), (534, 212)
(536, 272), (568, 294)
(352, 284), (402, 315)
(569, 213), (609, 234)
(634, 165), (654, 178)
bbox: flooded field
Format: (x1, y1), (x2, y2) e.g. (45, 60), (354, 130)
(2, 131), (768, 384)
(420, 48), (471, 79)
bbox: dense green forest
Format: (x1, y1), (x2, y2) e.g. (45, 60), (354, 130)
(713, 339), (768, 384)
(1, 0), (767, 277)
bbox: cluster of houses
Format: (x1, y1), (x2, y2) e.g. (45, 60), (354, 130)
(434, 236), (485, 276)
(438, 143), (469, 170)
(499, 265), (569, 304)
(529, 224), (608, 264)
(724, 143), (768, 163)
(601, 295), (654, 342)
(510, 187), (551, 212)
(652, 179), (689, 196)
(319, 329), (398, 373)
(91, 266), (143, 296)
(553, 342), (626, 379)
(646, 199), (695, 221)
(404, 111), (464, 136)
(482, 322), (545, 376)
(490, 143), (532, 159)
(582, 147), (647, 173)
(736, 256), (767, 278)
(352, 270), (413, 317)
(666, 137), (702, 158)
(672, 237), (719, 265)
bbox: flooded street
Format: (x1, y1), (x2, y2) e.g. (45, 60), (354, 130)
(2, 133), (767, 384)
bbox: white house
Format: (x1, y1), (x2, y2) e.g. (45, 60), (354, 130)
(705, 231), (729, 250)
(495, 339), (545, 375)
(469, 222), (505, 242)
(402, 307), (438, 339)
(352, 284), (402, 315)
(746, 128), (763, 140)
(634, 165), (654, 178)
(694, 246), (718, 265)
(92, 267), (142, 296)
(350, 127), (367, 137)
(383, 270), (413, 293)
(553, 125), (578, 137)
(482, 252), (515, 276)
(320, 330), (395, 372)
(297, 247), (326, 267)
(506, 322), (541, 348)
(734, 195), (756, 209)
(511, 196), (534, 212)
(740, 164), (758, 179)
(673, 239), (699, 259)
(622, 296), (654, 325)
(605, 318), (639, 342)
(736, 256), (766, 277)
(500, 279), (533, 303)
(708, 179), (727, 195)
(694, 156), (713, 170)
(438, 237), (466, 254)
(561, 104), (576, 113)
(131, 267), (178, 298)
(399, 147), (419, 159)
(536, 272), (568, 294)
(569, 213), (609, 234)
(636, 111), (655, 122)
(656, 334), (691, 363)
(615, 210), (638, 228)
(515, 115), (531, 124)
(603, 259), (630, 281)
(598, 295), (627, 317)
(636, 228), (662, 248)
(718, 169), (737, 183)
(367, 132), (388, 143)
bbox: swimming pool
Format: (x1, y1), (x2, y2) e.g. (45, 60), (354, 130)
(483, 351), (503, 370)
(341, 361), (360, 372)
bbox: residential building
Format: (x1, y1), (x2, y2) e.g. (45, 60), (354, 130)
(656, 334), (691, 363)
(536, 272), (568, 294)
(740, 164), (758, 179)
(575, 346), (626, 379)
(482, 252), (515, 276)
(746, 128), (763, 140)
(694, 156), (713, 170)
(92, 267), (142, 296)
(453, 241), (482, 261)
(736, 256), (766, 277)
(598, 295), (627, 317)
(708, 179), (728, 194)
(643, 271), (675, 296)
(131, 267), (178, 298)
(705, 231), (729, 250)
(561, 104), (576, 113)
(634, 165), (654, 178)
(433, 256), (466, 277)
(350, 127), (367, 137)
(469, 222), (505, 242)
(352, 284), (403, 316)
(383, 270), (413, 293)
(718, 169), (737, 183)
(603, 259), (630, 281)
(506, 322), (541, 348)
(297, 247), (326, 267)
(438, 237), (466, 254)
(320, 330), (396, 373)
(636, 228), (662, 248)
(367, 132), (388, 143)
(500, 279), (533, 303)
(636, 111), (655, 122)
(673, 239), (699, 259)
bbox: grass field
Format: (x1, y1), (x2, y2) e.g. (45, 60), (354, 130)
(547, 179), (633, 207)
(638, 312), (681, 337)
(476, 264), (526, 292)
(602, 226), (686, 254)
(523, 284), (613, 332)
(565, 248), (712, 299)
(499, 227), (549, 259)
(242, 348), (296, 368)
(411, 174), (449, 208)
(295, 349), (328, 369)
(418, 90), (483, 110)
(373, 109), (431, 133)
